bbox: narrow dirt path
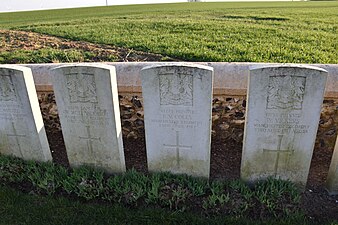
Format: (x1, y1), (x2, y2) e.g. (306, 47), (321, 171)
(0, 29), (175, 63)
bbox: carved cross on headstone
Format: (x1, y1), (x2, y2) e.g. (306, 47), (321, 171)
(79, 126), (101, 157)
(263, 135), (293, 176)
(163, 131), (192, 169)
(6, 122), (25, 157)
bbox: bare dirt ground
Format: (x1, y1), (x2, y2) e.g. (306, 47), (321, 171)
(1, 29), (338, 222)
(0, 29), (175, 63)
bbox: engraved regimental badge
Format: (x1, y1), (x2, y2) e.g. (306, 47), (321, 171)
(65, 72), (98, 103)
(159, 73), (193, 106)
(267, 75), (306, 110)
(0, 74), (17, 101)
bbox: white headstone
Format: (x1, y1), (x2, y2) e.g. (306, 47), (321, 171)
(141, 64), (213, 178)
(241, 65), (327, 187)
(52, 64), (125, 173)
(0, 65), (51, 161)
(326, 137), (338, 195)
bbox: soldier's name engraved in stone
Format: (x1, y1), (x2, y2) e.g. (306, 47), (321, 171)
(159, 73), (193, 106)
(267, 75), (306, 110)
(163, 114), (192, 120)
(265, 112), (301, 118)
(63, 106), (109, 125)
(65, 72), (98, 103)
(0, 103), (24, 120)
(253, 112), (309, 134)
(265, 113), (301, 124)
(150, 108), (203, 129)
(0, 105), (21, 113)
(0, 74), (17, 102)
(0, 114), (25, 121)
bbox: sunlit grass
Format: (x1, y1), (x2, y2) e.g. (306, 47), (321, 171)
(0, 2), (337, 63)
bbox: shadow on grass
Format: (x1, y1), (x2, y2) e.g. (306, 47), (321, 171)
(0, 185), (319, 225)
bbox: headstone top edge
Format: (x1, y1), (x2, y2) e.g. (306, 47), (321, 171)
(141, 63), (214, 73)
(249, 64), (328, 73)
(0, 65), (31, 73)
(51, 63), (116, 72)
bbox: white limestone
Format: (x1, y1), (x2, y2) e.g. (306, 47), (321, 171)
(241, 65), (327, 187)
(141, 64), (213, 178)
(0, 65), (51, 161)
(26, 63), (338, 98)
(52, 64), (125, 173)
(326, 137), (338, 195)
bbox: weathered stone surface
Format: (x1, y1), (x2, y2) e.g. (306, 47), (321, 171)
(26, 62), (338, 98)
(52, 64), (125, 173)
(241, 65), (327, 187)
(326, 137), (338, 195)
(141, 64), (213, 178)
(0, 65), (51, 161)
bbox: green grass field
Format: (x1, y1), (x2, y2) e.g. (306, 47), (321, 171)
(0, 2), (337, 63)
(0, 185), (311, 225)
(0, 154), (316, 225)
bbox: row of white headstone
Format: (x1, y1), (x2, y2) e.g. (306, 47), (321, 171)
(0, 63), (337, 193)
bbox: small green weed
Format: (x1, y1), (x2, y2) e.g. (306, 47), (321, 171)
(27, 161), (68, 195)
(0, 154), (305, 221)
(63, 166), (105, 200)
(254, 177), (302, 217)
(146, 173), (161, 205)
(0, 155), (26, 183)
(187, 176), (207, 197)
(119, 169), (148, 205)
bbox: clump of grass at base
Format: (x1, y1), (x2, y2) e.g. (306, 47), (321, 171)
(0, 155), (26, 183)
(105, 169), (148, 205)
(0, 153), (305, 221)
(254, 178), (302, 218)
(0, 185), (311, 225)
(62, 166), (106, 200)
(26, 161), (68, 195)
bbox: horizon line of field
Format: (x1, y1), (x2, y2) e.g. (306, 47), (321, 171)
(1, 0), (306, 13)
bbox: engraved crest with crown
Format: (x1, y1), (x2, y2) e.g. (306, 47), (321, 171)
(267, 75), (306, 110)
(65, 72), (98, 103)
(159, 73), (193, 106)
(0, 74), (17, 101)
